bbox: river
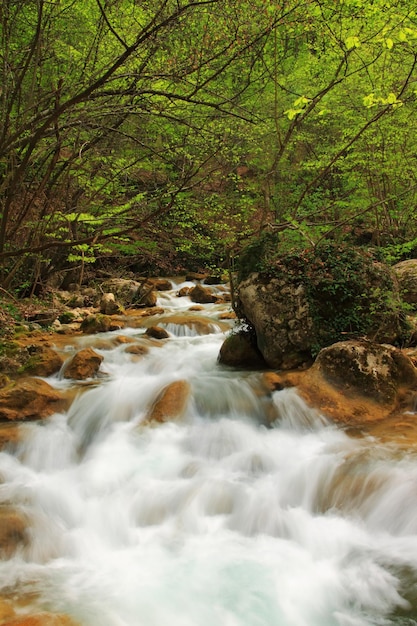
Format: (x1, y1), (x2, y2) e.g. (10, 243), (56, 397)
(1, 280), (417, 626)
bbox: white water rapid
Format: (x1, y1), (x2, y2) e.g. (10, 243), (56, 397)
(1, 281), (417, 626)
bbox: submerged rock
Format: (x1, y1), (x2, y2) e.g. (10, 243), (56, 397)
(144, 380), (191, 424)
(145, 326), (169, 340)
(5, 612), (79, 625)
(0, 506), (29, 558)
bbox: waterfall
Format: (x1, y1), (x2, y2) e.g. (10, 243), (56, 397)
(1, 283), (417, 626)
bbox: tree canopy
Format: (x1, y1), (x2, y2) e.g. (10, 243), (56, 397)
(1, 0), (417, 291)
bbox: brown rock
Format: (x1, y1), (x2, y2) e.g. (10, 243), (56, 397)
(185, 273), (207, 281)
(218, 332), (266, 369)
(5, 614), (79, 626)
(277, 340), (417, 427)
(80, 314), (113, 334)
(0, 597), (15, 621)
(0, 379), (65, 421)
(0, 506), (29, 558)
(63, 348), (103, 380)
(177, 287), (191, 297)
(0, 423), (22, 449)
(144, 380), (190, 424)
(189, 284), (217, 304)
(314, 340), (417, 405)
(125, 344), (149, 356)
(150, 278), (173, 291)
(99, 293), (124, 315)
(145, 326), (169, 340)
(219, 311), (236, 320)
(132, 282), (158, 308)
(18, 345), (64, 378)
(261, 372), (286, 392)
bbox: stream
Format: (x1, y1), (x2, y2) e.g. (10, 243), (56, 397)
(1, 280), (417, 626)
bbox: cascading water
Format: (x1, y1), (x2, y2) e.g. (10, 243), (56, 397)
(1, 280), (417, 626)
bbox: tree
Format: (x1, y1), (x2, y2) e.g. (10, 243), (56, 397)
(0, 0), (283, 289)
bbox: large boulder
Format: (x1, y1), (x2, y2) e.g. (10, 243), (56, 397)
(234, 243), (406, 369)
(276, 340), (417, 425)
(236, 274), (314, 369)
(0, 378), (65, 421)
(314, 340), (417, 404)
(393, 259), (417, 308)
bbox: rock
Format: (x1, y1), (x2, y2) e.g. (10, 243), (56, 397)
(393, 259), (417, 308)
(219, 311), (236, 320)
(0, 506), (29, 558)
(67, 294), (86, 308)
(80, 314), (113, 334)
(0, 423), (22, 449)
(0, 597), (15, 621)
(236, 248), (405, 369)
(219, 331), (267, 368)
(150, 278), (173, 291)
(131, 282), (158, 308)
(189, 284), (217, 304)
(25, 310), (59, 328)
(314, 339), (417, 405)
(63, 348), (104, 380)
(185, 272), (207, 281)
(17, 345), (64, 377)
(99, 293), (124, 315)
(0, 378), (65, 421)
(0, 343), (62, 378)
(144, 380), (190, 424)
(125, 344), (149, 356)
(177, 287), (191, 297)
(204, 274), (227, 285)
(237, 273), (314, 369)
(279, 340), (417, 426)
(145, 326), (169, 340)
(5, 613), (79, 625)
(100, 278), (141, 306)
(261, 372), (286, 392)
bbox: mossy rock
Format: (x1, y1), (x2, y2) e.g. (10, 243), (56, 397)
(80, 314), (113, 334)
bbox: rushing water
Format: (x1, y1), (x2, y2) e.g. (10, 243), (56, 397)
(1, 281), (417, 625)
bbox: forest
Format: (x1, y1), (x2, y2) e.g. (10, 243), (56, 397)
(1, 0), (417, 295)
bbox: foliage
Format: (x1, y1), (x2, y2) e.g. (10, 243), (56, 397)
(1, 0), (417, 288)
